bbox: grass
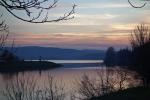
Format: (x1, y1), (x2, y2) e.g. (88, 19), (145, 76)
(90, 87), (150, 100)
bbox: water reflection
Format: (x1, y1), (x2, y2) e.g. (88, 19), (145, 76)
(0, 60), (141, 100)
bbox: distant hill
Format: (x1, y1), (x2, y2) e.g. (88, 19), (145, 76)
(8, 46), (105, 60)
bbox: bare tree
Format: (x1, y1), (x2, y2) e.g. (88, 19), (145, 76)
(40, 74), (66, 100)
(0, 15), (8, 32)
(75, 69), (116, 100)
(0, 0), (76, 23)
(0, 15), (19, 62)
(75, 68), (139, 100)
(75, 74), (101, 100)
(130, 24), (150, 48)
(0, 14), (9, 49)
(3, 74), (66, 100)
(97, 68), (115, 94)
(3, 74), (37, 100)
(130, 24), (150, 86)
(115, 68), (129, 90)
(128, 0), (147, 8)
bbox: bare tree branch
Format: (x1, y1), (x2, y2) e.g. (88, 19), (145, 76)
(0, 0), (76, 23)
(128, 0), (146, 8)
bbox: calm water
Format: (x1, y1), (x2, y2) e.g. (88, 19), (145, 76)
(0, 60), (140, 100)
(27, 60), (103, 64)
(48, 60), (103, 64)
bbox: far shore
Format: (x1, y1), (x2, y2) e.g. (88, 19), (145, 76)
(0, 61), (62, 73)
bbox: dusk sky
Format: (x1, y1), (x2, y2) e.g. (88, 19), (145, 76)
(1, 0), (150, 50)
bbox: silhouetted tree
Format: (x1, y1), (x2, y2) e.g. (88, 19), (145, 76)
(1, 49), (19, 62)
(0, 15), (9, 49)
(0, 0), (76, 23)
(104, 24), (150, 86)
(130, 24), (150, 86)
(130, 24), (150, 48)
(0, 15), (19, 62)
(0, 15), (9, 61)
(104, 47), (132, 67)
(116, 48), (132, 66)
(104, 47), (116, 67)
(75, 68), (138, 100)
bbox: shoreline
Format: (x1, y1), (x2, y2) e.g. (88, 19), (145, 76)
(0, 61), (62, 73)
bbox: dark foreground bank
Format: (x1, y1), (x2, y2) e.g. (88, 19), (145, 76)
(90, 87), (150, 100)
(0, 61), (62, 73)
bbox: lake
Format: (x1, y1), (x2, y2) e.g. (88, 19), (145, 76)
(0, 60), (140, 100)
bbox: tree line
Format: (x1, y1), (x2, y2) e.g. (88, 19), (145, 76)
(104, 24), (150, 86)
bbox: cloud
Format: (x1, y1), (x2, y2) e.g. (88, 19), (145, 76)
(78, 3), (129, 9)
(4, 0), (150, 49)
(75, 13), (118, 19)
(7, 31), (130, 49)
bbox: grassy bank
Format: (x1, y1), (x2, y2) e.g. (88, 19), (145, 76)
(90, 87), (150, 100)
(0, 61), (62, 73)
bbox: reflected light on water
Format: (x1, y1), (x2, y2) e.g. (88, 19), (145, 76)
(0, 60), (141, 100)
